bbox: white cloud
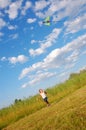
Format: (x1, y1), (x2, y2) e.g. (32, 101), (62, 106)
(1, 57), (7, 61)
(34, 0), (50, 11)
(65, 13), (86, 34)
(35, 12), (45, 19)
(31, 40), (36, 44)
(52, 0), (86, 22)
(0, 0), (10, 8)
(29, 47), (45, 56)
(27, 18), (36, 24)
(29, 28), (61, 56)
(35, 0), (86, 22)
(19, 34), (86, 80)
(7, 1), (22, 19)
(9, 33), (18, 39)
(82, 50), (86, 55)
(59, 71), (68, 78)
(21, 1), (32, 15)
(66, 50), (79, 62)
(0, 32), (4, 37)
(13, 34), (18, 39)
(9, 55), (28, 64)
(64, 63), (75, 70)
(19, 62), (43, 80)
(79, 66), (86, 71)
(0, 18), (6, 29)
(21, 71), (56, 88)
(46, 0), (67, 18)
(0, 12), (4, 17)
(35, 0), (67, 18)
(8, 25), (17, 30)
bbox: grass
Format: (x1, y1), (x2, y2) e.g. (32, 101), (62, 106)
(0, 70), (86, 130)
(3, 85), (86, 130)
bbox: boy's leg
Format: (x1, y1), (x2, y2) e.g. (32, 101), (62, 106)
(46, 100), (49, 104)
(44, 97), (50, 105)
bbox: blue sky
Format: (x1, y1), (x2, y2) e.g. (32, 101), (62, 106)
(0, 0), (86, 109)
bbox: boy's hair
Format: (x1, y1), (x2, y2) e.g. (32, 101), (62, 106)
(39, 89), (47, 94)
(39, 89), (43, 93)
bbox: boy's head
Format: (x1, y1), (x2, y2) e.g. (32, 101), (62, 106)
(39, 89), (43, 93)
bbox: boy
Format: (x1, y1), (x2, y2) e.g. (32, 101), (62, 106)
(39, 89), (50, 106)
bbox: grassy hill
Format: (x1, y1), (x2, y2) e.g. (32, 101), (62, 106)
(0, 70), (86, 130)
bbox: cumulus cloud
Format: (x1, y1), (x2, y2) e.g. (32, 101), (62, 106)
(9, 55), (28, 64)
(31, 40), (37, 44)
(35, 0), (67, 18)
(7, 1), (22, 19)
(19, 34), (86, 80)
(35, 0), (86, 21)
(8, 25), (17, 30)
(21, 1), (32, 15)
(0, 0), (10, 8)
(66, 50), (79, 62)
(1, 57), (7, 61)
(82, 50), (86, 55)
(29, 28), (61, 56)
(79, 66), (86, 71)
(0, 12), (4, 17)
(0, 18), (6, 29)
(65, 13), (86, 34)
(0, 32), (4, 37)
(27, 18), (36, 24)
(21, 71), (56, 88)
(9, 33), (18, 39)
(34, 0), (50, 11)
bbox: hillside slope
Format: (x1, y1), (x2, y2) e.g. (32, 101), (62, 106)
(3, 85), (86, 130)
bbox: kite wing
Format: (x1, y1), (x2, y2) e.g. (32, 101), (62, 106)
(43, 16), (50, 26)
(42, 16), (62, 26)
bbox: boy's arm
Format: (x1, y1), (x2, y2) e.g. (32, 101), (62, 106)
(44, 91), (47, 94)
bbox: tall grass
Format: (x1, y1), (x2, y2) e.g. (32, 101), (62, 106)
(4, 84), (86, 130)
(0, 70), (86, 129)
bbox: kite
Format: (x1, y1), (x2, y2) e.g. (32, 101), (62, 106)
(43, 16), (51, 26)
(42, 16), (62, 26)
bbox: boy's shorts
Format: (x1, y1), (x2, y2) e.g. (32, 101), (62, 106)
(43, 97), (48, 102)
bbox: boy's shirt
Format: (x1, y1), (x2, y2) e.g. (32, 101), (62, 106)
(40, 91), (47, 99)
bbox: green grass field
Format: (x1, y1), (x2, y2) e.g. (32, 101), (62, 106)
(0, 70), (86, 130)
